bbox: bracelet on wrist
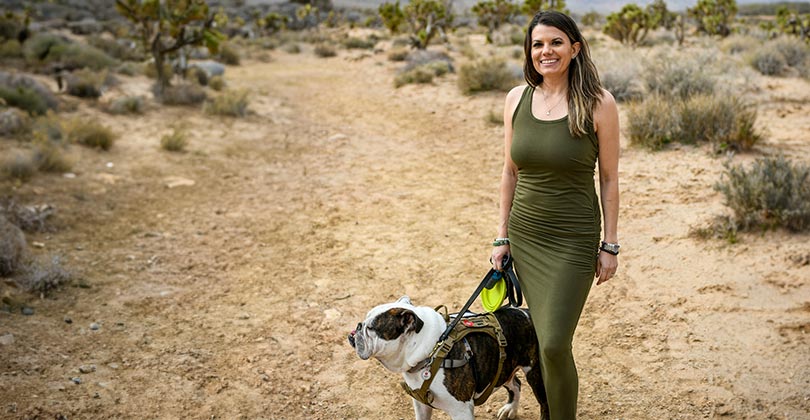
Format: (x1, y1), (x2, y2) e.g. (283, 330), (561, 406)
(599, 241), (620, 255)
(492, 237), (510, 247)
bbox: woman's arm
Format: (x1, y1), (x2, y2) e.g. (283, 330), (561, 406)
(594, 89), (620, 285)
(492, 86), (525, 270)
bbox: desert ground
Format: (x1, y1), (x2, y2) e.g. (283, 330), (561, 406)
(1, 30), (810, 420)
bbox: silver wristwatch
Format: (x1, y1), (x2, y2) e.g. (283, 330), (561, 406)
(600, 241), (620, 255)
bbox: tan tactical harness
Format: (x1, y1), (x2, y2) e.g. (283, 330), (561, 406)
(400, 310), (508, 407)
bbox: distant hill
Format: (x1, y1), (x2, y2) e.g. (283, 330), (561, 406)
(326, 0), (805, 14)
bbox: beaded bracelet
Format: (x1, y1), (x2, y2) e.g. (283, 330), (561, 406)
(492, 237), (510, 247)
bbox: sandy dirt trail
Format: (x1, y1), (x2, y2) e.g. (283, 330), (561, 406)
(1, 45), (809, 420)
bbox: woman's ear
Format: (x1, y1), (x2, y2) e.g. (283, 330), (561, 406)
(572, 42), (582, 58)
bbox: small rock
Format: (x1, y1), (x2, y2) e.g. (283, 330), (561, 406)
(64, 317), (72, 324)
(71, 377), (82, 384)
(90, 323), (100, 331)
(21, 307), (34, 316)
(238, 313), (250, 320)
(164, 176), (196, 188)
(0, 333), (14, 345)
(63, 173), (77, 179)
(78, 365), (96, 374)
(108, 363), (119, 370)
(93, 392), (100, 399)
(260, 373), (270, 382)
(324, 308), (341, 320)
(32, 242), (45, 248)
(328, 133), (348, 142)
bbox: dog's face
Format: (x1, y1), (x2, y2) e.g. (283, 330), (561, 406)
(349, 296), (425, 363)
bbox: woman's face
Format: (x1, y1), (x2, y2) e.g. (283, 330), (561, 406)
(529, 24), (581, 79)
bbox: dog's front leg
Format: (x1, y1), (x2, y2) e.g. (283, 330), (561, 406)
(412, 398), (433, 420)
(445, 401), (474, 420)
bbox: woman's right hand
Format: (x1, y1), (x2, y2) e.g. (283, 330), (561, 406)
(491, 245), (511, 271)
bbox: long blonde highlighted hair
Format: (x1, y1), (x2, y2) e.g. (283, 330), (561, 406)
(523, 10), (603, 137)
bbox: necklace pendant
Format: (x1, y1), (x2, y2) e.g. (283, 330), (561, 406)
(546, 111), (551, 116)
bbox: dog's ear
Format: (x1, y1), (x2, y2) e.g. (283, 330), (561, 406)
(397, 296), (412, 305)
(371, 308), (424, 340)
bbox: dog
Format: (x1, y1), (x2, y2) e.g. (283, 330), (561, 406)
(348, 296), (549, 420)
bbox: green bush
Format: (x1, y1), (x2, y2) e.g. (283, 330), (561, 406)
(65, 69), (106, 98)
(314, 43), (337, 58)
(67, 120), (116, 150)
(160, 129), (188, 152)
(49, 43), (118, 70)
(0, 39), (22, 59)
(749, 47), (787, 76)
(107, 95), (145, 115)
(116, 62), (142, 76)
(457, 58), (517, 94)
(716, 156), (810, 232)
(0, 86), (50, 116)
(160, 83), (207, 106)
(1, 151), (36, 181)
(204, 89), (249, 117)
(22, 33), (69, 62)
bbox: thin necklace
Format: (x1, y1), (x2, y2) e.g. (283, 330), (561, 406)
(540, 88), (566, 116)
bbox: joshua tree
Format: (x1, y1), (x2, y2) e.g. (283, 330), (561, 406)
(380, 0), (454, 49)
(604, 4), (653, 46)
(472, 0), (519, 43)
(522, 0), (568, 16)
(688, 0), (737, 37)
(115, 0), (225, 96)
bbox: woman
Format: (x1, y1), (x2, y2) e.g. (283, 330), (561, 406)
(490, 10), (620, 419)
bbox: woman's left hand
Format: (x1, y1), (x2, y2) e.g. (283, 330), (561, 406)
(595, 251), (618, 285)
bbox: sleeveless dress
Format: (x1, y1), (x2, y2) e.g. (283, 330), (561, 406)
(508, 86), (600, 419)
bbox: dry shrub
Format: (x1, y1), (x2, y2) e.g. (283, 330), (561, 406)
(17, 255), (73, 295)
(626, 95), (680, 150)
(33, 142), (72, 173)
(0, 215), (26, 276)
(314, 44), (337, 58)
(87, 35), (144, 61)
(31, 112), (65, 143)
(721, 34), (761, 55)
(65, 69), (107, 98)
(160, 129), (188, 152)
(458, 58), (518, 94)
(116, 62), (142, 76)
(282, 43), (301, 54)
(716, 156), (810, 232)
(344, 36), (375, 50)
(208, 76), (225, 91)
(768, 37), (808, 68)
(217, 43), (241, 65)
(627, 94), (760, 151)
(1, 151), (36, 181)
(160, 83), (207, 106)
(388, 48), (409, 62)
(22, 33), (68, 63)
(204, 89), (249, 117)
(0, 71), (59, 115)
(107, 95), (145, 115)
(1, 201), (56, 233)
(0, 108), (30, 136)
(679, 95), (760, 151)
(749, 47), (787, 76)
(642, 50), (716, 100)
(394, 66), (435, 87)
(594, 46), (644, 102)
(143, 61), (173, 80)
(66, 119), (116, 150)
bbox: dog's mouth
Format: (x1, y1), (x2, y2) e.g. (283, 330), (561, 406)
(348, 329), (357, 348)
(349, 322), (371, 359)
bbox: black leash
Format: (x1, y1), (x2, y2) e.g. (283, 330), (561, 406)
(438, 255), (522, 342)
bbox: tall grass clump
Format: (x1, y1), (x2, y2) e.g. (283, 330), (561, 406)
(204, 90), (249, 117)
(107, 95), (145, 115)
(314, 44), (337, 58)
(65, 69), (107, 98)
(66, 120), (116, 150)
(33, 142), (72, 173)
(458, 58), (518, 94)
(1, 151), (36, 181)
(716, 156), (810, 232)
(395, 66), (436, 87)
(160, 129), (188, 152)
(159, 83), (207, 106)
(627, 94), (760, 151)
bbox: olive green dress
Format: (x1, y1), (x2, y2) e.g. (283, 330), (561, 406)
(508, 86), (601, 419)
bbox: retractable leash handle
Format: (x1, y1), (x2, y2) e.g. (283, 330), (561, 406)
(439, 255), (517, 342)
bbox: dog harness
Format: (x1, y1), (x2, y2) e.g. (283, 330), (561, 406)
(400, 310), (508, 408)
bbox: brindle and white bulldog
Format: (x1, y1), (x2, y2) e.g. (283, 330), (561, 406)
(348, 296), (549, 420)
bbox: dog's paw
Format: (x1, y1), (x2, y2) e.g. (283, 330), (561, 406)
(497, 403), (518, 420)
